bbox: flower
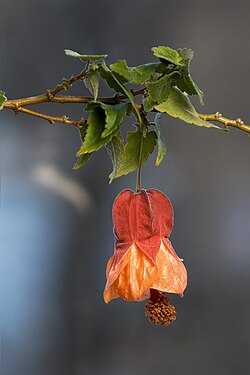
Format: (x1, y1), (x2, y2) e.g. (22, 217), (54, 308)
(103, 189), (187, 325)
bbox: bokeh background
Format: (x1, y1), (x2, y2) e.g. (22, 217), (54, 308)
(0, 1), (249, 374)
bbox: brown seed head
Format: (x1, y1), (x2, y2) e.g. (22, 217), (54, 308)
(145, 292), (176, 326)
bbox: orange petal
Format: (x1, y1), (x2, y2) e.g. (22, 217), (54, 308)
(104, 243), (158, 303)
(150, 239), (187, 296)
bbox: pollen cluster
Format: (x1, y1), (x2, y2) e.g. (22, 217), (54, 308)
(145, 291), (176, 326)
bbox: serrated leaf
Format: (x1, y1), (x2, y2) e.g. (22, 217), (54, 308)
(155, 87), (220, 129)
(155, 62), (172, 74)
(152, 46), (185, 66)
(73, 126), (92, 169)
(83, 102), (99, 112)
(98, 62), (141, 123)
(178, 48), (194, 62)
(110, 60), (157, 84)
(177, 72), (204, 105)
(143, 95), (156, 112)
(105, 131), (125, 183)
(79, 125), (88, 141)
(76, 107), (113, 156)
(65, 49), (107, 61)
(101, 103), (128, 138)
(177, 48), (204, 104)
(98, 64), (127, 93)
(84, 70), (99, 101)
(146, 71), (180, 104)
(73, 153), (92, 170)
(154, 113), (167, 166)
(0, 90), (7, 110)
(113, 127), (156, 179)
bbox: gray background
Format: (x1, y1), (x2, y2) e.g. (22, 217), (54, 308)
(0, 1), (249, 374)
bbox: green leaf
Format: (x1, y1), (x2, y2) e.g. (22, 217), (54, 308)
(143, 95), (156, 112)
(110, 60), (157, 84)
(154, 113), (167, 166)
(73, 153), (92, 170)
(84, 70), (99, 101)
(83, 102), (100, 112)
(145, 71), (180, 103)
(100, 103), (128, 138)
(98, 63), (126, 93)
(178, 48), (194, 62)
(98, 62), (141, 122)
(76, 107), (113, 156)
(152, 46), (185, 66)
(177, 72), (204, 105)
(73, 126), (92, 169)
(79, 125), (88, 141)
(0, 90), (7, 110)
(177, 48), (204, 104)
(113, 127), (156, 179)
(65, 49), (107, 61)
(105, 131), (125, 183)
(155, 87), (220, 129)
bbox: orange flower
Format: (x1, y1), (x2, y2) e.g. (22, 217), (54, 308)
(104, 189), (187, 325)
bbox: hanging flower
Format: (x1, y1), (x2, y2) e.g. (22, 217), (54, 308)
(103, 189), (187, 326)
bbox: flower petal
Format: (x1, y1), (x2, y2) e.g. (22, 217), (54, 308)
(113, 190), (161, 262)
(112, 189), (134, 245)
(150, 239), (187, 296)
(104, 243), (158, 303)
(146, 189), (174, 237)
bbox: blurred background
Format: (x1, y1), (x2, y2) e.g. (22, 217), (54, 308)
(0, 1), (249, 374)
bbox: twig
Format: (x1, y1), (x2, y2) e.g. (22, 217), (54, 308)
(198, 112), (250, 135)
(47, 66), (89, 97)
(2, 68), (250, 134)
(4, 94), (120, 108)
(14, 107), (86, 128)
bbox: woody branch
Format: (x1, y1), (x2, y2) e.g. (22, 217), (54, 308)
(3, 71), (250, 135)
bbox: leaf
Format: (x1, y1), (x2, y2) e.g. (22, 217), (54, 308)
(0, 90), (7, 110)
(145, 71), (180, 103)
(73, 126), (92, 169)
(113, 127), (156, 179)
(177, 72), (204, 105)
(143, 95), (156, 112)
(76, 107), (113, 156)
(98, 62), (141, 122)
(84, 70), (99, 101)
(154, 113), (167, 166)
(177, 48), (204, 104)
(154, 87), (220, 129)
(98, 63), (127, 93)
(101, 103), (128, 138)
(110, 60), (157, 84)
(79, 125), (88, 141)
(152, 46), (185, 66)
(83, 102), (100, 112)
(65, 49), (107, 61)
(105, 131), (125, 183)
(73, 153), (92, 170)
(177, 48), (194, 62)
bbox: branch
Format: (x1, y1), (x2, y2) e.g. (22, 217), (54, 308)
(4, 94), (120, 108)
(13, 107), (86, 128)
(2, 68), (250, 135)
(47, 67), (89, 97)
(198, 112), (250, 135)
